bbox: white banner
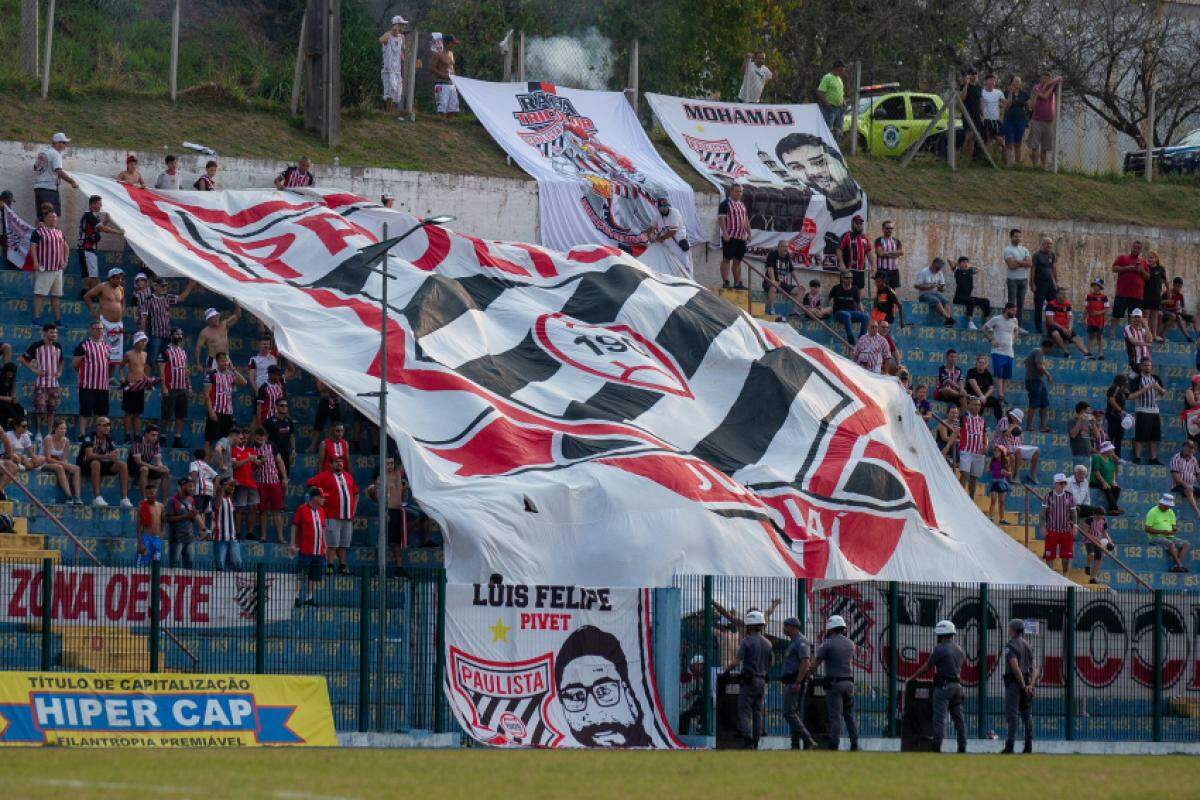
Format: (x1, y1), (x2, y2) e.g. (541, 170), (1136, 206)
(452, 77), (702, 278)
(444, 583), (679, 748)
(646, 93), (868, 266)
(1, 563), (296, 628)
(3, 204), (34, 270)
(72, 175), (1068, 588)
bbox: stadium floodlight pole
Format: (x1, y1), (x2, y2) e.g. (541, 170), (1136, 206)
(355, 213), (453, 729)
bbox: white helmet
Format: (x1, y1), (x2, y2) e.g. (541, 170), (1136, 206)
(744, 610), (766, 626)
(934, 620), (956, 637)
(826, 614), (847, 632)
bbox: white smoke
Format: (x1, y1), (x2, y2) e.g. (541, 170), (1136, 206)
(524, 28), (616, 91)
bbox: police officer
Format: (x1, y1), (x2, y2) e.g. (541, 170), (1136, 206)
(909, 619), (967, 753)
(1002, 618), (1037, 753)
(780, 616), (817, 750)
(726, 609), (772, 748)
(799, 614), (859, 751)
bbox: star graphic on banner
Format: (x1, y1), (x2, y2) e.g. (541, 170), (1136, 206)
(693, 123), (705, 133)
(489, 617), (511, 643)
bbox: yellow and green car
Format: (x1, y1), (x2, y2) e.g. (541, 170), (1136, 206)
(842, 87), (963, 157)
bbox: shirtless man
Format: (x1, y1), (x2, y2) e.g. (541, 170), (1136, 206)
(83, 267), (126, 379)
(115, 154), (146, 188)
(136, 482), (164, 566)
(194, 306), (242, 374)
(429, 34), (460, 118)
(121, 332), (158, 443)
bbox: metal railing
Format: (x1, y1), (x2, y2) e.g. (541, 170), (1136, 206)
(0, 462), (98, 566)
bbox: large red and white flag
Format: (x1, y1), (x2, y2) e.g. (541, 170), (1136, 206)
(73, 175), (1067, 587)
(3, 204), (34, 270)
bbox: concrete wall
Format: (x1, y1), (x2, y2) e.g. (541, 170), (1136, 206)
(2, 139), (1196, 312)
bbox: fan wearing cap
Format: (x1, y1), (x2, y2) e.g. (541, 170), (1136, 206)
(647, 195), (692, 280)
(1041, 473), (1077, 575)
(158, 327), (192, 448)
(723, 609), (772, 749)
(195, 305), (242, 373)
(994, 407), (1040, 485)
(1122, 307), (1152, 375)
(780, 616), (817, 750)
(798, 614), (859, 751)
(115, 153), (146, 188)
(428, 34), (460, 117)
(1090, 440), (1124, 515)
(76, 194), (124, 295)
(379, 15), (408, 113)
(32, 132), (79, 221)
(380, 191), (396, 208)
(83, 267), (127, 375)
(119, 331), (159, 444)
(1145, 493), (1190, 573)
(908, 620), (967, 753)
(1084, 278), (1109, 358)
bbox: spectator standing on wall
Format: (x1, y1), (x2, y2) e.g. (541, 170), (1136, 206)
(914, 257), (955, 327)
(718, 184), (749, 290)
(1001, 75), (1030, 166)
(154, 155), (182, 190)
(1030, 237), (1058, 334)
(1110, 240), (1148, 337)
(980, 73), (1005, 158)
(952, 257), (990, 330)
(115, 154), (146, 188)
(873, 220), (903, 290)
(32, 133), (79, 220)
(816, 60), (848, 135)
(1002, 228), (1032, 331)
(1028, 71), (1063, 170)
(737, 52), (773, 103)
(959, 68), (983, 161)
(429, 34), (460, 118)
(380, 15), (408, 114)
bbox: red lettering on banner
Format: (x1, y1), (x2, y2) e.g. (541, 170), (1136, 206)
(105, 573), (128, 621)
(519, 612), (572, 631)
(218, 234), (301, 279)
(7, 566), (31, 617)
(461, 234), (533, 277)
(76, 573), (96, 620)
(192, 576), (212, 622)
(410, 224), (451, 271)
(295, 213), (371, 257)
(566, 245), (622, 263)
(128, 573), (149, 622)
(172, 576), (193, 623)
(431, 417), (555, 477)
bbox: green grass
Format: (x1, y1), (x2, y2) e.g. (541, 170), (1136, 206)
(3, 88), (1198, 230)
(3, 749), (1200, 799)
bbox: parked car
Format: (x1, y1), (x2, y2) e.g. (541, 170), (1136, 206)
(1124, 128), (1200, 177)
(843, 87), (963, 157)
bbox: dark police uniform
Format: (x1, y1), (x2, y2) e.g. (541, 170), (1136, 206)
(736, 633), (773, 747)
(929, 641), (967, 752)
(781, 632), (815, 747)
(1004, 635), (1036, 751)
(814, 633), (859, 750)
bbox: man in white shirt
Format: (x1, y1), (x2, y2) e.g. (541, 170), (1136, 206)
(1003, 228), (1032, 330)
(154, 154), (182, 190)
(980, 73), (1005, 154)
(737, 52), (773, 103)
(33, 132), (79, 221)
(914, 257), (955, 328)
(983, 302), (1020, 399)
(379, 15), (408, 113)
(648, 196), (692, 279)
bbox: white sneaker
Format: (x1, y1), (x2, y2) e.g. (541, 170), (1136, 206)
(120, 497), (134, 509)
(968, 321), (978, 330)
(34, 433), (43, 447)
(92, 496), (109, 507)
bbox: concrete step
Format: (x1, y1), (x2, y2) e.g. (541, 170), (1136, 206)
(0, 547), (60, 563)
(0, 532), (46, 550)
(54, 626), (151, 672)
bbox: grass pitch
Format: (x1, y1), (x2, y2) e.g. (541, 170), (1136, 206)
(2, 749), (1198, 800)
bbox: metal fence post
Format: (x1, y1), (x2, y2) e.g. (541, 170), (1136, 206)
(517, 31), (525, 83)
(433, 568), (447, 732)
(149, 560), (161, 673)
(976, 582), (988, 739)
(1152, 589), (1163, 742)
(255, 562), (267, 674)
(1145, 85), (1155, 184)
(169, 0), (180, 102)
(887, 581), (899, 737)
(358, 565), (371, 732)
(849, 61), (861, 156)
(625, 39), (639, 112)
(946, 72), (956, 171)
(1064, 586), (1076, 740)
(40, 557), (53, 670)
(703, 575), (714, 737)
(796, 578), (807, 631)
(1051, 83), (1062, 174)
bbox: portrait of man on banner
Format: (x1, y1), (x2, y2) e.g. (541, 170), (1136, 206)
(554, 625), (652, 747)
(773, 132), (865, 222)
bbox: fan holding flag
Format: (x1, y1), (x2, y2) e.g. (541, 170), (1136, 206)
(1, 189), (35, 271)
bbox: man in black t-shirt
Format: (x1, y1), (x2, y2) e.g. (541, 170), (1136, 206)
(264, 399), (296, 472)
(952, 256), (991, 330)
(764, 241), (799, 321)
(966, 354), (1004, 421)
(829, 271), (867, 344)
(960, 68), (984, 159)
(1030, 237), (1058, 334)
(870, 271), (904, 325)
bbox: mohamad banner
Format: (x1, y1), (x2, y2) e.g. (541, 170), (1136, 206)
(1, 563), (297, 629)
(72, 175), (1067, 588)
(444, 583), (679, 748)
(452, 76), (702, 279)
(646, 93), (868, 266)
(0, 672), (336, 746)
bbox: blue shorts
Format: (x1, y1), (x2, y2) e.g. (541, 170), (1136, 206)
(1002, 117), (1027, 145)
(991, 354), (1014, 380)
(1025, 379), (1049, 409)
(298, 553), (326, 582)
(137, 534), (162, 565)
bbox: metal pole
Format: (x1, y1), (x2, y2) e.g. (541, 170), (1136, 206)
(946, 72), (956, 171)
(405, 29), (418, 121)
(149, 560), (161, 673)
(625, 39), (639, 112)
(1051, 83), (1062, 174)
(374, 221), (389, 730)
(358, 564), (371, 732)
(1064, 586), (1075, 740)
(40, 0), (56, 99)
(255, 562), (267, 673)
(976, 582), (988, 739)
(1152, 589), (1163, 742)
(1145, 85), (1155, 184)
(849, 61), (861, 156)
(40, 558), (53, 671)
(169, 0), (181, 102)
(290, 10), (308, 116)
(886, 580), (899, 737)
(702, 575), (714, 737)
(433, 568), (447, 731)
(517, 31), (525, 82)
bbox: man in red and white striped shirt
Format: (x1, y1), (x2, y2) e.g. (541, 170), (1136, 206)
(31, 209), (67, 325)
(957, 396), (989, 499)
(72, 320), (111, 437)
(20, 323), (63, 440)
(212, 477), (243, 571)
(256, 365), (286, 424)
(1042, 473), (1077, 575)
(1123, 309), (1151, 373)
(274, 157), (316, 189)
(291, 488), (328, 607)
(204, 353), (246, 458)
(252, 429), (289, 544)
(838, 215), (874, 291)
(158, 328), (191, 448)
(718, 184), (749, 290)
(1170, 440), (1200, 516)
(319, 421), (351, 473)
(307, 457), (358, 576)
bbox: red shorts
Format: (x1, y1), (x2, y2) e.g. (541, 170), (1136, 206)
(258, 482), (284, 511)
(1044, 530), (1074, 561)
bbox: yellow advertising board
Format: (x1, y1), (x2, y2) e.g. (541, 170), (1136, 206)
(0, 672), (337, 747)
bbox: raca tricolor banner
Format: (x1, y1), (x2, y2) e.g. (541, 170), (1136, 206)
(452, 76), (702, 279)
(72, 174), (1067, 588)
(444, 583), (679, 748)
(646, 93), (868, 267)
